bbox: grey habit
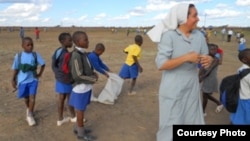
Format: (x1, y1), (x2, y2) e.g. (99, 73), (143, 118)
(147, 3), (208, 141)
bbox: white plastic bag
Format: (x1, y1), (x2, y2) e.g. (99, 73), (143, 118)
(97, 73), (124, 105)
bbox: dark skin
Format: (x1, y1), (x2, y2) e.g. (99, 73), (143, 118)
(74, 32), (98, 128)
(199, 45), (221, 113)
(57, 35), (75, 121)
(124, 37), (143, 93)
(94, 47), (111, 78)
(241, 53), (250, 66)
(11, 38), (45, 115)
(199, 46), (218, 83)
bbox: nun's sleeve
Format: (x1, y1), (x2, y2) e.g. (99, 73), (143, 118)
(155, 32), (173, 69)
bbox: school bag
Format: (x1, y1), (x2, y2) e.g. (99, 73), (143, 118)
(219, 68), (250, 113)
(52, 47), (73, 83)
(17, 52), (38, 75)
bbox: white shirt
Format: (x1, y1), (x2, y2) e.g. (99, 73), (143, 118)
(238, 64), (250, 99)
(228, 30), (233, 35)
(239, 37), (246, 44)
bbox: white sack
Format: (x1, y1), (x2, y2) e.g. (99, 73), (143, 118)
(97, 73), (124, 105)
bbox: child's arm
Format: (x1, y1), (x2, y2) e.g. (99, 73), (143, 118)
(132, 56), (143, 73)
(35, 52), (46, 78)
(11, 70), (18, 90)
(198, 67), (206, 83)
(36, 64), (45, 78)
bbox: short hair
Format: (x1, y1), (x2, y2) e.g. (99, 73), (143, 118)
(72, 31), (86, 44)
(22, 36), (33, 45)
(58, 32), (71, 42)
(238, 48), (250, 63)
(135, 35), (143, 44)
(95, 43), (105, 51)
(207, 43), (218, 49)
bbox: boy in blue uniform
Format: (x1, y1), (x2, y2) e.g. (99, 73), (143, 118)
(69, 31), (98, 141)
(11, 37), (45, 126)
(51, 32), (76, 126)
(88, 43), (110, 78)
(119, 35), (143, 95)
(231, 49), (250, 124)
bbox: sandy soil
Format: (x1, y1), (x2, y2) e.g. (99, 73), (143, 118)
(0, 27), (245, 141)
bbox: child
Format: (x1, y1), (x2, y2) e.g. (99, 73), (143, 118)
(231, 48), (250, 124)
(51, 32), (76, 126)
(199, 43), (223, 116)
(88, 43), (114, 102)
(19, 27), (24, 40)
(11, 37), (45, 126)
(119, 35), (143, 95)
(69, 31), (98, 141)
(238, 33), (246, 52)
(88, 43), (111, 78)
(34, 27), (40, 41)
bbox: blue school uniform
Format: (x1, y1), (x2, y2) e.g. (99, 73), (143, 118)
(69, 90), (92, 111)
(55, 80), (72, 94)
(230, 65), (250, 124)
(119, 63), (138, 79)
(238, 43), (246, 52)
(11, 51), (45, 98)
(88, 51), (109, 75)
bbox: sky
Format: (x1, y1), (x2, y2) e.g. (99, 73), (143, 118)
(0, 0), (249, 28)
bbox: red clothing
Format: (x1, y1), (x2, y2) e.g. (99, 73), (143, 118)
(217, 48), (223, 55)
(34, 28), (40, 39)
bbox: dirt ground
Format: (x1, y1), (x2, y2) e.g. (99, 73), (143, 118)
(0, 27), (246, 141)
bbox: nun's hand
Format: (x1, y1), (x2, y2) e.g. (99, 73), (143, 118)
(199, 55), (213, 68)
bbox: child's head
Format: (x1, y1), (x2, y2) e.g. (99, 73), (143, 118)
(72, 31), (89, 49)
(94, 43), (105, 56)
(207, 43), (218, 57)
(240, 33), (244, 38)
(58, 32), (72, 48)
(135, 35), (143, 46)
(22, 37), (34, 52)
(238, 48), (250, 66)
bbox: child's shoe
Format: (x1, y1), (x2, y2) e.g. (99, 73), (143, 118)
(57, 117), (70, 126)
(215, 104), (223, 113)
(76, 127), (96, 141)
(73, 126), (92, 134)
(203, 113), (207, 117)
(26, 115), (36, 126)
(70, 117), (77, 122)
(70, 117), (87, 123)
(128, 91), (136, 96)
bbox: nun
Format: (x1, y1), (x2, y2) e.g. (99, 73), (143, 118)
(147, 3), (212, 141)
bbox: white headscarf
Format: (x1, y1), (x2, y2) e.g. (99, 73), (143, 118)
(147, 3), (190, 43)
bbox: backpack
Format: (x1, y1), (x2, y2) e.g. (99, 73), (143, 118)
(52, 47), (73, 83)
(219, 68), (250, 113)
(52, 47), (71, 74)
(17, 52), (38, 74)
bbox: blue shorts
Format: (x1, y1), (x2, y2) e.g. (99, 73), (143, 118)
(69, 90), (92, 111)
(55, 80), (72, 94)
(119, 63), (138, 79)
(17, 80), (38, 99)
